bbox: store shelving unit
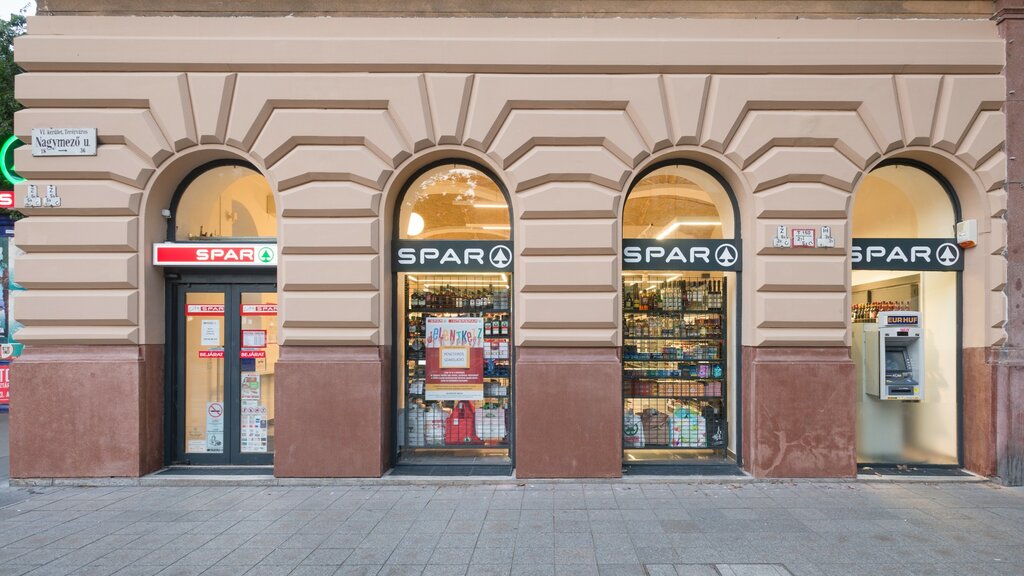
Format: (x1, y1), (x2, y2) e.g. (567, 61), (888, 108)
(401, 275), (512, 455)
(622, 275), (728, 451)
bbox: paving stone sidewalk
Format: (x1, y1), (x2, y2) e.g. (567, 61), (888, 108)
(0, 480), (1020, 576)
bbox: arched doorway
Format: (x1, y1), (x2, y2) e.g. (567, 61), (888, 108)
(155, 161), (279, 466)
(621, 162), (741, 471)
(392, 161), (514, 473)
(851, 160), (961, 469)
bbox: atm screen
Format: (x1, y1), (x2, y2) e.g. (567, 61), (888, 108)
(885, 350), (908, 372)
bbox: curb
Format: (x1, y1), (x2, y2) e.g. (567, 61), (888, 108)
(7, 471), (993, 488)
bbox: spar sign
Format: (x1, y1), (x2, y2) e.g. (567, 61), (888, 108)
(153, 243), (277, 267)
(852, 239), (963, 271)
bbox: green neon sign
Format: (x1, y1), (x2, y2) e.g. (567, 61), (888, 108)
(1, 135), (24, 186)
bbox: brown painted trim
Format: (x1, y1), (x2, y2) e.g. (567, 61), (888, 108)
(986, 345), (1024, 366)
(38, 0), (996, 19)
(516, 347), (620, 362)
(278, 345), (383, 362)
(17, 344), (145, 362)
(743, 346), (852, 363)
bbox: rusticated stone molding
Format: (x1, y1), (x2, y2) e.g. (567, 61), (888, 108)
(7, 16), (1006, 352)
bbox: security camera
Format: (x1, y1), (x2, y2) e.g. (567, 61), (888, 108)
(161, 209), (172, 219)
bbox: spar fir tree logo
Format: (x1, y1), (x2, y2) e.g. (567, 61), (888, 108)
(936, 243), (960, 267)
(257, 247), (275, 264)
(489, 245), (512, 268)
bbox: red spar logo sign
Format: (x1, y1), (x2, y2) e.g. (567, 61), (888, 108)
(153, 243), (277, 267)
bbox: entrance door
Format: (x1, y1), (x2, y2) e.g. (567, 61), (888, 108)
(173, 283), (278, 465)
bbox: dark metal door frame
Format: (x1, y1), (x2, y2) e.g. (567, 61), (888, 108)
(165, 270), (276, 466)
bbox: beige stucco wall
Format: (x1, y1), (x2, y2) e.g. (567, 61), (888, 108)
(10, 16), (1008, 350)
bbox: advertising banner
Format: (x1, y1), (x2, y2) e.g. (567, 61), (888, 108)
(425, 317), (484, 401)
(0, 227), (22, 410)
(0, 363), (8, 405)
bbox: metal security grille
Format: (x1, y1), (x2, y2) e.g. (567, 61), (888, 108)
(401, 273), (512, 456)
(622, 272), (728, 451)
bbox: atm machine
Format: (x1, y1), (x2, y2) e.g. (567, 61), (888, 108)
(853, 310), (924, 462)
(854, 311), (923, 401)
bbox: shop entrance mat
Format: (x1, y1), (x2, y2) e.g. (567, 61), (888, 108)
(624, 463), (744, 476)
(858, 465), (971, 477)
(154, 466), (274, 476)
(389, 464), (512, 476)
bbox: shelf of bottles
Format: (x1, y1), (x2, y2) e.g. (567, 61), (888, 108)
(851, 300), (913, 324)
(622, 272), (728, 450)
(403, 273), (512, 449)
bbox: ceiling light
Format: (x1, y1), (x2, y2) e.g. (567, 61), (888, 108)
(473, 203), (507, 209)
(655, 219), (721, 240)
(407, 212), (425, 236)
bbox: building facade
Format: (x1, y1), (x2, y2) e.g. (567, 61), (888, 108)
(7, 1), (1023, 481)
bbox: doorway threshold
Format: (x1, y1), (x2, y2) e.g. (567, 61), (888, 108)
(389, 464), (513, 477)
(154, 466), (274, 476)
(857, 464), (973, 478)
(623, 462), (744, 476)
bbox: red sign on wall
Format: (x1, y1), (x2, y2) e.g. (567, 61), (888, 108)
(0, 363), (9, 406)
(240, 349), (266, 359)
(153, 243), (278, 267)
(240, 304), (277, 316)
(198, 350), (225, 359)
(0, 190), (14, 208)
(186, 304), (225, 316)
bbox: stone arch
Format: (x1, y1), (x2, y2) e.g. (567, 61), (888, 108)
(137, 146), (276, 345)
(378, 146), (514, 343)
(855, 147), (1005, 349)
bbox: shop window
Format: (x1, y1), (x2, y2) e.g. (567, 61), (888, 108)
(851, 163), (959, 466)
(398, 165), (510, 240)
(394, 163), (513, 470)
(621, 164), (739, 468)
(174, 163), (276, 242)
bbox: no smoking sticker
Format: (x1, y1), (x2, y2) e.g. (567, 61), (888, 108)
(206, 402), (224, 453)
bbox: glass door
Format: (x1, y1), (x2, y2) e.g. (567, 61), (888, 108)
(175, 283), (277, 465)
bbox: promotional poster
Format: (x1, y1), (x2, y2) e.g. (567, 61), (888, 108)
(424, 316), (484, 400)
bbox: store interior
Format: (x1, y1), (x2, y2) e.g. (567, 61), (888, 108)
(851, 164), (958, 465)
(173, 164), (276, 242)
(621, 164), (738, 463)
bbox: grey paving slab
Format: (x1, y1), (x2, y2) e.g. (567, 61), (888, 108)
(0, 482), (1018, 576)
